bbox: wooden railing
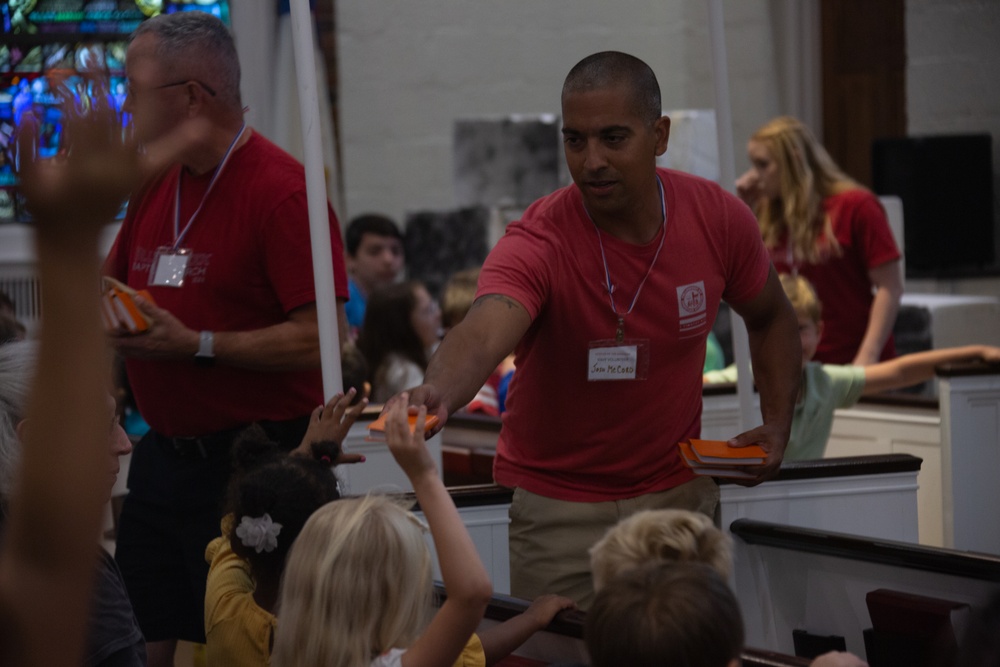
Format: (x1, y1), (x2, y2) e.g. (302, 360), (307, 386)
(433, 584), (812, 667)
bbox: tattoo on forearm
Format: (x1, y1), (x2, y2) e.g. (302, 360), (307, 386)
(472, 294), (521, 311)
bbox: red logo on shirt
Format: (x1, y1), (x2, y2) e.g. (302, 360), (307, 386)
(678, 283), (705, 315)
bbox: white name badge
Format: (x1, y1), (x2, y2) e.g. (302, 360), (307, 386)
(149, 247), (191, 288)
(587, 339), (650, 381)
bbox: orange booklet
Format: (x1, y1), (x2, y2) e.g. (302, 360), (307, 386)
(367, 410), (440, 441)
(102, 277), (155, 334)
(683, 439), (767, 465)
(677, 440), (759, 480)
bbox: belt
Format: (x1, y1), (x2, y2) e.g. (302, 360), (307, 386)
(162, 426), (245, 460)
(159, 415), (312, 460)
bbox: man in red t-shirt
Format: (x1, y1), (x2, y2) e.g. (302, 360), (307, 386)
(400, 52), (801, 607)
(103, 13), (348, 666)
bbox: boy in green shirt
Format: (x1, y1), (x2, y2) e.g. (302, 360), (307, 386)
(705, 274), (1000, 460)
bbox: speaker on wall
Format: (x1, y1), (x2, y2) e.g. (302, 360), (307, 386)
(872, 134), (995, 278)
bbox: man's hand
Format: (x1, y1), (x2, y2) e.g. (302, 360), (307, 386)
(392, 383), (449, 438)
(725, 423), (787, 486)
(110, 295), (199, 360)
(290, 388), (370, 462)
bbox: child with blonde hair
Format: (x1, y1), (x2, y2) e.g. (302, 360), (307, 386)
(588, 509), (733, 591)
(584, 511), (867, 667)
(271, 397), (494, 667)
(705, 273), (1000, 460)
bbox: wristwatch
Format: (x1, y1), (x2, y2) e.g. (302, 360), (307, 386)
(195, 330), (215, 367)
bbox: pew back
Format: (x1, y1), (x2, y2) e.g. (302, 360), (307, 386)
(731, 518), (1000, 658)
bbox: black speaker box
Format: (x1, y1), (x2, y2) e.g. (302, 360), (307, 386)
(872, 134), (995, 277)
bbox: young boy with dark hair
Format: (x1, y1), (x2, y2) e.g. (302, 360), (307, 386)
(344, 214), (405, 334)
(705, 274), (1000, 460)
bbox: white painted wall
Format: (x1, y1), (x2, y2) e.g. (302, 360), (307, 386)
(905, 0), (1000, 294)
(333, 0), (1000, 294)
(334, 0), (784, 224)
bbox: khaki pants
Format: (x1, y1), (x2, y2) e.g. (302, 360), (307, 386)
(508, 476), (719, 609)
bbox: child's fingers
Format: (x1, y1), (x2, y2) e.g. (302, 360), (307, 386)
(329, 388), (356, 419)
(411, 406), (428, 442)
(343, 396), (369, 424)
(319, 392), (344, 419)
(385, 394), (411, 443)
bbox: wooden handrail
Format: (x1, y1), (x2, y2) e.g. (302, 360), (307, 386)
(432, 585), (814, 666)
(409, 453), (925, 508)
(935, 360), (1000, 378)
(730, 518), (1000, 581)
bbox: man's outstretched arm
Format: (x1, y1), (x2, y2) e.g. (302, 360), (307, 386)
(405, 293), (531, 432)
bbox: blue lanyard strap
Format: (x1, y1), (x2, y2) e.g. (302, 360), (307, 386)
(171, 122), (247, 250)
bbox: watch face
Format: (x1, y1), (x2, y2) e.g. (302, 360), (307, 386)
(197, 331), (214, 358)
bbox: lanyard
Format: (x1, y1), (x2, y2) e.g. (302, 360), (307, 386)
(171, 122), (246, 250)
(589, 175), (667, 342)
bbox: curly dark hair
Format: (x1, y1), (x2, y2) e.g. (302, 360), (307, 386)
(224, 425), (341, 581)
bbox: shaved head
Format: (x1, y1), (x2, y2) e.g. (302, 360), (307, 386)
(563, 51), (661, 126)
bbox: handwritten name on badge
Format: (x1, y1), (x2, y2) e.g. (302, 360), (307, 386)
(588, 345), (638, 381)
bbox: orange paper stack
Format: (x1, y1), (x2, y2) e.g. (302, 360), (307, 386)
(367, 411), (441, 442)
(101, 277), (155, 334)
(677, 438), (766, 480)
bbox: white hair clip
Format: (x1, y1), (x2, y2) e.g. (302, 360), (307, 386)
(235, 513), (283, 553)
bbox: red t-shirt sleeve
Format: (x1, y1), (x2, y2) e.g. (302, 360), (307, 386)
(476, 221), (552, 321)
(722, 194), (771, 304)
(850, 192), (901, 270)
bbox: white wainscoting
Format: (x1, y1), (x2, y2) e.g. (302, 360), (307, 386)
(940, 372), (1000, 554)
(720, 470), (920, 545)
(825, 402), (943, 546)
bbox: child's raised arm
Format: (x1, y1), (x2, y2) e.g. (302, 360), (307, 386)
(477, 594), (577, 666)
(0, 96), (203, 666)
(863, 345), (1000, 395)
(383, 395), (493, 667)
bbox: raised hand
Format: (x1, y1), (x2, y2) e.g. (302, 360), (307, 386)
(383, 393), (437, 482)
(291, 388), (370, 463)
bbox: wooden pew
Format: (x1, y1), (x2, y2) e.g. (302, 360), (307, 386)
(433, 585), (812, 666)
(440, 366), (1000, 552)
(730, 518), (1000, 658)
(410, 454), (922, 596)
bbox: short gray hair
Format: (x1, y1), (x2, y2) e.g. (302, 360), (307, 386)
(0, 341), (38, 506)
(131, 11), (242, 109)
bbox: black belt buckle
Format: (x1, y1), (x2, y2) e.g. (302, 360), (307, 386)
(169, 436), (209, 459)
